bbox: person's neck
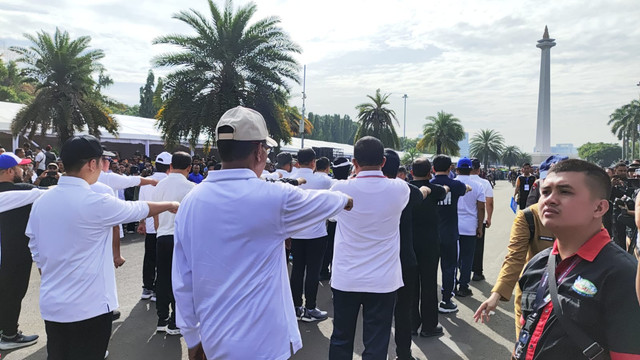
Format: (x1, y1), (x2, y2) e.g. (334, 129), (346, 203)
(554, 223), (601, 259)
(434, 171), (448, 176)
(358, 166), (381, 172)
(221, 161), (261, 177)
(300, 165), (314, 170)
(171, 169), (189, 178)
(413, 175), (429, 181)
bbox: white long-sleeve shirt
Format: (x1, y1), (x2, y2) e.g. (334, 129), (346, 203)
(290, 167), (334, 239)
(153, 173), (194, 237)
(172, 168), (348, 359)
(98, 171), (141, 190)
(137, 172), (167, 233)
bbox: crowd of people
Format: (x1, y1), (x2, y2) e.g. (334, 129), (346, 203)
(1, 106), (640, 360)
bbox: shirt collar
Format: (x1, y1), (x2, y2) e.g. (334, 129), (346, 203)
(296, 168), (313, 175)
(551, 228), (610, 262)
(204, 168), (258, 183)
(357, 170), (384, 176)
(168, 173), (187, 179)
(58, 175), (91, 190)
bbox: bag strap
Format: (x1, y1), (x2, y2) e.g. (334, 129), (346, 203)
(546, 252), (607, 360)
(523, 208), (535, 243)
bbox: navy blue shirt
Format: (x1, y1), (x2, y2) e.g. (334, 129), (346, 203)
(430, 174), (467, 240)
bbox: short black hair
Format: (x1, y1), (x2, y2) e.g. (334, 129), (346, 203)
(316, 157), (330, 171)
(217, 125), (259, 162)
(172, 151), (192, 170)
(615, 162), (627, 169)
(548, 159), (611, 199)
(65, 157), (100, 173)
(458, 168), (471, 175)
(432, 155), (452, 172)
(522, 162), (531, 167)
(471, 158), (481, 170)
(412, 158), (432, 177)
(297, 148), (316, 165)
(382, 148), (400, 178)
(213, 163), (222, 170)
(354, 136), (384, 167)
(156, 163), (170, 173)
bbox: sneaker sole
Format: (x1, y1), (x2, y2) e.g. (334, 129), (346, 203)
(438, 308), (459, 314)
(156, 326), (167, 332)
(151, 297), (156, 302)
(141, 295), (152, 300)
(0, 339), (38, 350)
(300, 316), (328, 323)
(165, 329), (181, 336)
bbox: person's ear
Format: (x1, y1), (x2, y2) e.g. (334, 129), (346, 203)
(380, 156), (386, 168)
(594, 199), (609, 218)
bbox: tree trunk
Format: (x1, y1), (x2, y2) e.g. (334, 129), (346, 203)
(436, 141), (442, 155)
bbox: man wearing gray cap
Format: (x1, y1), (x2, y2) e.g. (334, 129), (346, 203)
(173, 106), (352, 360)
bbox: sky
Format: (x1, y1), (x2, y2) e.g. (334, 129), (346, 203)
(1, 0), (639, 152)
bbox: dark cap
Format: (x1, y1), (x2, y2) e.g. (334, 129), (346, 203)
(61, 135), (104, 166)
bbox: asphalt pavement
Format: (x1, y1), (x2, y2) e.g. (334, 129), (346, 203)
(3, 180), (519, 360)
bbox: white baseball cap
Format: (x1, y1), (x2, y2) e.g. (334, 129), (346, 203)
(155, 152), (172, 165)
(215, 106), (277, 147)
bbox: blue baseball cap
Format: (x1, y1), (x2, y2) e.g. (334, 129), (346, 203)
(539, 155), (569, 179)
(457, 157), (473, 169)
(0, 152), (31, 169)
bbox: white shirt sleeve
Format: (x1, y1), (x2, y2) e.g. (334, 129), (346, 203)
(281, 187), (348, 238)
(173, 213), (200, 347)
(102, 172), (142, 190)
(91, 193), (150, 227)
(0, 188), (46, 212)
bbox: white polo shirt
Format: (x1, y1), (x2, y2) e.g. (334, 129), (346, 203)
(291, 167), (334, 239)
(26, 176), (149, 323)
(98, 171), (141, 190)
(455, 175), (486, 236)
(35, 151), (46, 171)
(154, 173), (194, 237)
(471, 174), (493, 198)
(172, 168), (348, 359)
(138, 172), (168, 233)
(330, 170), (409, 293)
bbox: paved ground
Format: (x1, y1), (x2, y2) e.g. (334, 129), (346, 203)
(3, 180), (520, 360)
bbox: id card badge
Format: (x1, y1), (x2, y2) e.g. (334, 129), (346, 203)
(513, 329), (530, 360)
(524, 184), (530, 191)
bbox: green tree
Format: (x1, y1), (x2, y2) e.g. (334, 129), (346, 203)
(139, 69), (157, 118)
(10, 28), (118, 143)
(0, 58), (34, 103)
(417, 111), (464, 155)
(501, 145), (522, 168)
(399, 137), (418, 152)
(608, 100), (640, 159)
(354, 89), (399, 148)
(401, 147), (419, 166)
(469, 129), (505, 171)
(282, 105), (312, 136)
(153, 0), (300, 148)
(578, 142), (622, 167)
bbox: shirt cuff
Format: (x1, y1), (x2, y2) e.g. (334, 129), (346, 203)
(181, 327), (200, 349)
(491, 281), (514, 301)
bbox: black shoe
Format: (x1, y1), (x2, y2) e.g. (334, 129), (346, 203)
(112, 310), (121, 321)
(455, 287), (473, 297)
(411, 329), (419, 336)
(319, 273), (331, 281)
(472, 273), (485, 281)
(438, 300), (458, 314)
(166, 321), (181, 336)
(157, 317), (169, 332)
(420, 325), (444, 337)
(0, 331), (39, 350)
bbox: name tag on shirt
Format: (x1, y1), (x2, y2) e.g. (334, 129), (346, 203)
(524, 184), (530, 191)
(539, 236), (554, 241)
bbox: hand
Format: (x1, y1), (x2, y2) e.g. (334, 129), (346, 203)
(296, 178), (307, 185)
(344, 197), (354, 211)
(188, 343), (207, 360)
(114, 255), (126, 268)
(168, 201), (180, 214)
(465, 184), (472, 193)
(285, 238), (292, 250)
(137, 222), (146, 235)
(474, 292), (500, 323)
(443, 185), (450, 193)
(485, 218), (491, 228)
(419, 186), (431, 198)
(476, 226), (483, 238)
(39, 171), (48, 178)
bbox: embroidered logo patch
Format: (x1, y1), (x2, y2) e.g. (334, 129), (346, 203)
(571, 276), (597, 297)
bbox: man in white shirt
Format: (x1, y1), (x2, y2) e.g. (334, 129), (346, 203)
(470, 158), (494, 282)
(26, 135), (179, 360)
(172, 106), (352, 360)
(275, 151), (295, 178)
(137, 152), (172, 301)
(453, 157), (485, 298)
(329, 136), (410, 360)
(34, 146), (46, 176)
(153, 151), (195, 336)
(290, 148), (334, 322)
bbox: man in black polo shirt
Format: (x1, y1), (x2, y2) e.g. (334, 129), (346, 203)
(511, 159), (640, 359)
(0, 153), (39, 350)
(514, 162), (535, 210)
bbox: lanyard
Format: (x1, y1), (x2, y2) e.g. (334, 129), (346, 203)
(533, 256), (581, 311)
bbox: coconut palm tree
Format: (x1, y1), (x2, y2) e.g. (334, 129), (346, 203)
(501, 145), (522, 168)
(10, 28), (118, 143)
(469, 129), (505, 171)
(353, 89), (400, 148)
(608, 100), (640, 159)
(153, 0), (301, 148)
(282, 105), (312, 137)
(417, 111), (464, 155)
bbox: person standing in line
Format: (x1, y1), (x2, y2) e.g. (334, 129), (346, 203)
(290, 148), (334, 322)
(470, 158), (493, 282)
(409, 158), (449, 338)
(153, 151), (195, 336)
(137, 152), (172, 301)
(430, 155), (470, 313)
(382, 149), (431, 360)
(34, 146), (46, 176)
(26, 135), (179, 360)
(275, 152), (294, 178)
(453, 158), (485, 298)
(0, 153), (39, 350)
(329, 137), (409, 360)
(172, 106), (352, 360)
(514, 162), (535, 210)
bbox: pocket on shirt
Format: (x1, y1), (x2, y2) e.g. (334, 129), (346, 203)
(561, 295), (598, 327)
(520, 290), (537, 312)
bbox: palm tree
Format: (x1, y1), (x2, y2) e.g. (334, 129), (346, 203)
(608, 100), (640, 159)
(417, 111), (464, 155)
(469, 129), (505, 171)
(282, 105), (312, 137)
(354, 89), (399, 148)
(10, 28), (118, 143)
(501, 145), (522, 168)
(401, 147), (419, 166)
(153, 0), (301, 149)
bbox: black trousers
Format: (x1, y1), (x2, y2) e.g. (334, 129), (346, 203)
(472, 223), (487, 275)
(395, 266), (417, 359)
(412, 236), (440, 332)
(45, 312), (112, 360)
(290, 236), (328, 309)
(142, 233), (157, 291)
(156, 235), (175, 320)
(320, 221), (336, 278)
(0, 239), (32, 336)
(329, 289), (396, 360)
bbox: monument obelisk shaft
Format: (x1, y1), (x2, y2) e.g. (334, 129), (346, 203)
(534, 26), (555, 156)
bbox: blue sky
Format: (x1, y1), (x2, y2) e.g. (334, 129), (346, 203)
(1, 0), (639, 152)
